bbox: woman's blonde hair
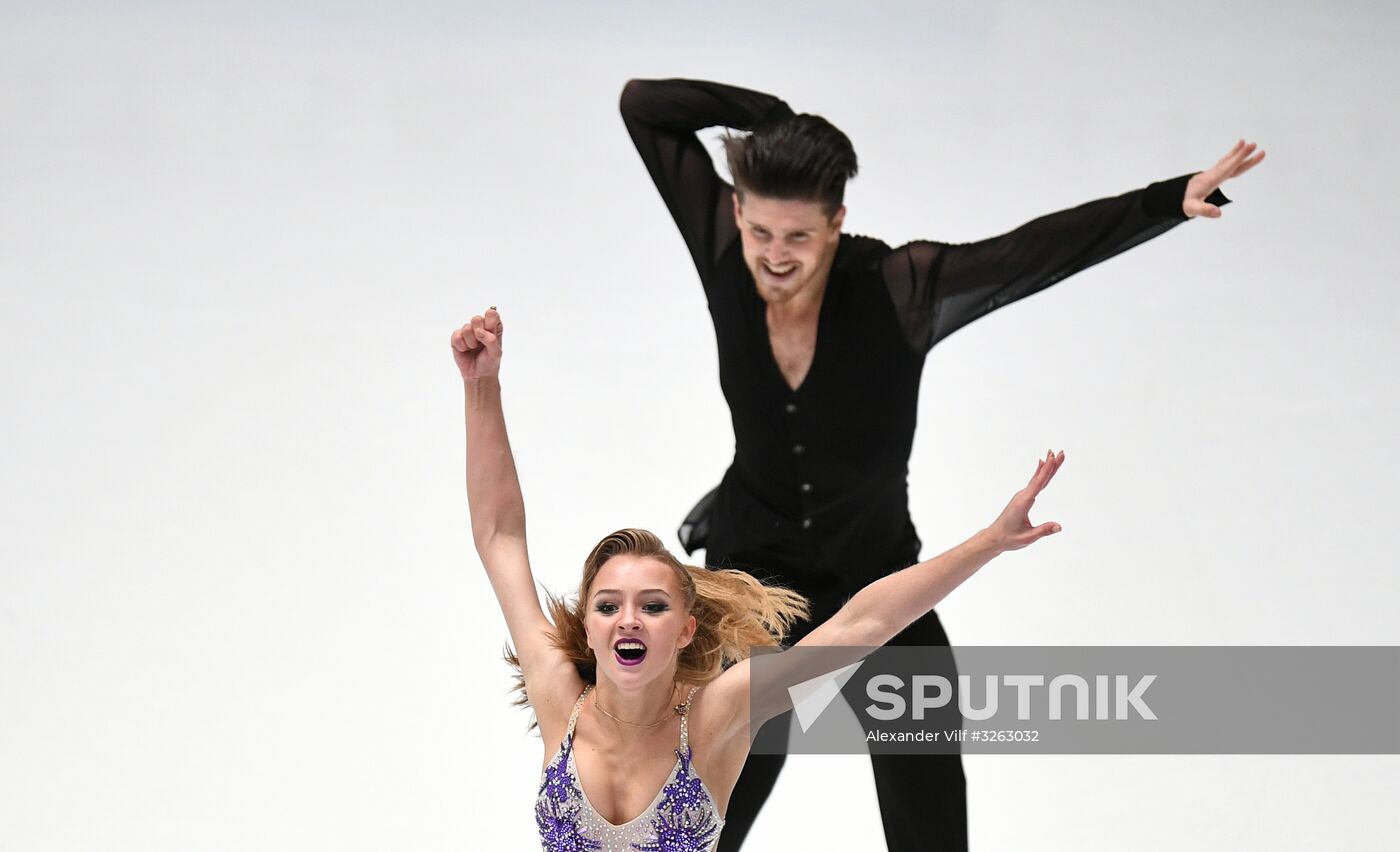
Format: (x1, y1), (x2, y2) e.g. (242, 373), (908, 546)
(507, 528), (809, 725)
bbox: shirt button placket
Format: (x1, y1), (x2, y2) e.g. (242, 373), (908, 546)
(787, 397), (813, 533)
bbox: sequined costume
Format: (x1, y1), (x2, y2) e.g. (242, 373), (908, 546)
(536, 686), (725, 852)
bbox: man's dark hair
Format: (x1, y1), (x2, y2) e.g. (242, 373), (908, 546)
(723, 113), (858, 218)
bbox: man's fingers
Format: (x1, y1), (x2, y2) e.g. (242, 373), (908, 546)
(485, 306), (503, 336)
(1218, 139), (1247, 167)
(1228, 140), (1255, 163)
(1223, 145), (1254, 176)
(1208, 145), (1239, 179)
(1231, 149), (1265, 177)
(1217, 140), (1261, 177)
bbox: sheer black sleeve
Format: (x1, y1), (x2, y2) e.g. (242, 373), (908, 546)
(881, 174), (1230, 353)
(620, 78), (795, 284)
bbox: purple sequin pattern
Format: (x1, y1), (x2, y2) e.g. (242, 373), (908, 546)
(536, 736), (603, 852)
(632, 747), (720, 852)
(535, 695), (724, 852)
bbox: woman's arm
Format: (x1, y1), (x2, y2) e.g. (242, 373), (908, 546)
(800, 450), (1064, 650)
(453, 309), (573, 689)
(701, 451), (1067, 739)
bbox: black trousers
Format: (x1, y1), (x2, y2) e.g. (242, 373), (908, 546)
(717, 606), (968, 852)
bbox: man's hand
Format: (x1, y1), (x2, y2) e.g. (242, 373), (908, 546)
(1184, 140), (1266, 218)
(451, 307), (504, 382)
(986, 450), (1065, 552)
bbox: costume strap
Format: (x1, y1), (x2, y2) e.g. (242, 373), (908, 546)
(566, 684), (592, 739)
(677, 685), (700, 751)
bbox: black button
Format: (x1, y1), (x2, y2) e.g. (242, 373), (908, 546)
(785, 403), (798, 414)
(800, 482), (813, 494)
(801, 518), (813, 530)
(792, 443), (805, 456)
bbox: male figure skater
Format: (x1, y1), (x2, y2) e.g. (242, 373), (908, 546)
(619, 77), (1261, 851)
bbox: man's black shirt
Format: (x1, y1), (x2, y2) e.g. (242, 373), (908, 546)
(620, 77), (1226, 597)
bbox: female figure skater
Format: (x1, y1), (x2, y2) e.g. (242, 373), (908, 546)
(454, 307), (1065, 851)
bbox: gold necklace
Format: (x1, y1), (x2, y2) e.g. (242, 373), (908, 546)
(593, 685), (680, 728)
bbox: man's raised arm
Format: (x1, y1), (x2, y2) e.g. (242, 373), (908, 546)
(620, 78), (794, 276)
(881, 141), (1262, 354)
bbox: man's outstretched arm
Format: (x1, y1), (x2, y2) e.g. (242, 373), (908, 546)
(620, 78), (794, 277)
(882, 140), (1265, 353)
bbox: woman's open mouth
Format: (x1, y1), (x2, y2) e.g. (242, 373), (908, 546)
(613, 639), (648, 667)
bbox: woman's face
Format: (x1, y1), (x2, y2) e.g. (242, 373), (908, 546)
(584, 555), (696, 687)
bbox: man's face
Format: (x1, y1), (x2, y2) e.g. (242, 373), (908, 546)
(733, 193), (845, 306)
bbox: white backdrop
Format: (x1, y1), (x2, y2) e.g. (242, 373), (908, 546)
(2, 1), (1398, 849)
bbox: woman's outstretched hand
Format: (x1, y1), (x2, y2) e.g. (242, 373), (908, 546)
(986, 450), (1066, 552)
(451, 307), (504, 382)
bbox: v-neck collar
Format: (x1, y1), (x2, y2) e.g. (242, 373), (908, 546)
(567, 736), (683, 829)
(755, 237), (846, 396)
